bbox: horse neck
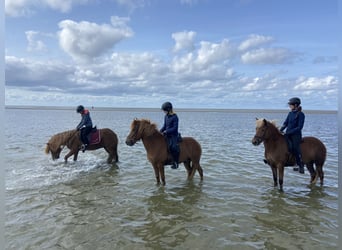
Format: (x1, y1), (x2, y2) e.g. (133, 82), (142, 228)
(59, 130), (77, 146)
(263, 125), (284, 147)
(141, 131), (165, 153)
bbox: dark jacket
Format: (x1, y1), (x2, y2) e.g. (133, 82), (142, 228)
(280, 110), (305, 136)
(76, 109), (93, 130)
(160, 113), (179, 136)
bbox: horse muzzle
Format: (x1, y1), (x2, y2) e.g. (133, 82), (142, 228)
(125, 138), (135, 146)
(252, 136), (262, 146)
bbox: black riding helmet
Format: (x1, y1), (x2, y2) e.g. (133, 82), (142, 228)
(288, 97), (301, 106)
(76, 105), (85, 113)
(161, 102), (173, 112)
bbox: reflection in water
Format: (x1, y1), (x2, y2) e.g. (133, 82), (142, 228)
(134, 182), (203, 249)
(253, 187), (337, 249)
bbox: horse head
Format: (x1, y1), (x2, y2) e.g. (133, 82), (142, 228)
(45, 142), (63, 160)
(125, 118), (157, 146)
(252, 118), (268, 145)
(126, 119), (143, 146)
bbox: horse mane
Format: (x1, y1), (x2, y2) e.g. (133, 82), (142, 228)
(256, 118), (282, 134)
(46, 129), (77, 152)
(139, 119), (159, 136)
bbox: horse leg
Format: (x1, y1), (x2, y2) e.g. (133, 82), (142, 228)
(114, 145), (119, 162)
(73, 151), (79, 161)
(316, 164), (324, 186)
(159, 165), (166, 185)
(278, 166), (284, 191)
(152, 164), (161, 185)
(189, 162), (198, 179)
(184, 160), (192, 179)
(64, 150), (75, 162)
(197, 163), (204, 181)
(306, 162), (317, 184)
(270, 166), (278, 187)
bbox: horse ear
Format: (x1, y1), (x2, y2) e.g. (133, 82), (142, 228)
(263, 119), (267, 126)
(255, 117), (258, 120)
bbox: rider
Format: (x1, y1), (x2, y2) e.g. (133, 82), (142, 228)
(160, 101), (180, 169)
(76, 105), (93, 152)
(280, 97), (305, 174)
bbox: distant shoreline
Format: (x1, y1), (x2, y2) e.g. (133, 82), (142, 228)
(5, 105), (337, 114)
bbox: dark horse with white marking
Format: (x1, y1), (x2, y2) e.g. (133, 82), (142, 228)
(45, 128), (119, 163)
(125, 118), (203, 185)
(252, 118), (326, 191)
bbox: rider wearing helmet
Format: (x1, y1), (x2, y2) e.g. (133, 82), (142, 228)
(280, 97), (305, 174)
(160, 102), (180, 169)
(76, 105), (93, 152)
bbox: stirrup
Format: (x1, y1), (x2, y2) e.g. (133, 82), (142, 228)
(171, 162), (178, 169)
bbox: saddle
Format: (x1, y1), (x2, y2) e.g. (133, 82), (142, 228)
(87, 126), (101, 145)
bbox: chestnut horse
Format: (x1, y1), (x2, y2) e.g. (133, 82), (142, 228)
(45, 128), (119, 163)
(252, 118), (326, 191)
(125, 118), (203, 185)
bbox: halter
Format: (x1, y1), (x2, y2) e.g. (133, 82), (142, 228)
(128, 122), (141, 143)
(253, 120), (269, 144)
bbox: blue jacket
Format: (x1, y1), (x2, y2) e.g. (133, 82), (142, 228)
(280, 110), (305, 136)
(160, 113), (179, 136)
(76, 109), (93, 130)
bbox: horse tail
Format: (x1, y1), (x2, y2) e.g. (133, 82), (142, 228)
(45, 144), (50, 154)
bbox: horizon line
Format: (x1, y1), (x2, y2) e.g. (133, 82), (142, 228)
(5, 105), (337, 114)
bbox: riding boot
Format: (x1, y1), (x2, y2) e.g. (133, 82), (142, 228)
(81, 144), (87, 153)
(293, 153), (304, 174)
(298, 162), (304, 174)
(171, 151), (179, 169)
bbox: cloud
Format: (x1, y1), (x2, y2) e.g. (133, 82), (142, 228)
(26, 31), (47, 52)
(294, 76), (337, 90)
(172, 31), (196, 52)
(241, 48), (295, 64)
(5, 56), (75, 90)
(5, 0), (89, 17)
(5, 29), (338, 110)
(58, 17), (133, 63)
(196, 39), (234, 67)
(238, 34), (274, 51)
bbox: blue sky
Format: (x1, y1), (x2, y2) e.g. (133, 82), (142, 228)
(5, 0), (338, 110)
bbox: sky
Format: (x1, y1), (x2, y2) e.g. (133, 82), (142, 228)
(4, 0), (338, 110)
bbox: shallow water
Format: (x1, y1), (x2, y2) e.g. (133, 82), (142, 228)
(5, 109), (338, 249)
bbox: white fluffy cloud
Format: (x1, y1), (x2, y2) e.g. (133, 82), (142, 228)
(238, 34), (274, 51)
(172, 31), (196, 52)
(241, 48), (294, 64)
(58, 17), (133, 62)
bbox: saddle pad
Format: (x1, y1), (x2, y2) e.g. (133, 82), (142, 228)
(89, 130), (101, 145)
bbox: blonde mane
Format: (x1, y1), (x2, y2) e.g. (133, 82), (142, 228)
(256, 118), (279, 129)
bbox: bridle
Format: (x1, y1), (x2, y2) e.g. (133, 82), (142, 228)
(128, 123), (141, 144)
(253, 123), (268, 144)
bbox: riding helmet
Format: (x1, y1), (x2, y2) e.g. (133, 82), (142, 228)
(288, 97), (301, 106)
(76, 105), (85, 113)
(161, 102), (173, 112)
